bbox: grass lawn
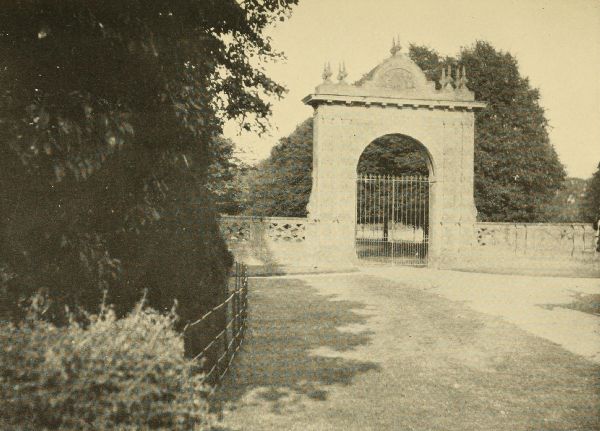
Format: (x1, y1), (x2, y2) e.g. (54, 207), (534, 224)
(219, 274), (600, 430)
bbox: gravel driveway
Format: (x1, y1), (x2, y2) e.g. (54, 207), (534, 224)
(220, 270), (600, 430)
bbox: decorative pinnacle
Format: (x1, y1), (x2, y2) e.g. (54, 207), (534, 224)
(457, 65), (468, 89)
(390, 35), (402, 56)
(440, 65), (451, 89)
(443, 64), (454, 90)
(337, 62), (348, 82)
(322, 62), (332, 82)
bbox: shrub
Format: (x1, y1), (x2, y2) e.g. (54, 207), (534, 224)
(1, 181), (233, 331)
(0, 301), (214, 430)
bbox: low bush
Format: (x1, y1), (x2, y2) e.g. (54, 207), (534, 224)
(0, 300), (214, 430)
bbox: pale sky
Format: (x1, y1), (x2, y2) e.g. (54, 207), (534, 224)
(224, 0), (600, 178)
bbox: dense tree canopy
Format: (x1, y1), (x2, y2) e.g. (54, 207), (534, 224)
(358, 135), (429, 177)
(581, 162), (600, 225)
(450, 42), (566, 221)
(206, 136), (251, 215)
(247, 41), (566, 222)
(246, 118), (313, 216)
(0, 0), (297, 323)
(540, 177), (589, 222)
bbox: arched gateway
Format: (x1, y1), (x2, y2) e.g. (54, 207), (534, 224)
(302, 42), (486, 267)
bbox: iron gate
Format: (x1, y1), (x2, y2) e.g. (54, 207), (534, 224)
(356, 174), (430, 266)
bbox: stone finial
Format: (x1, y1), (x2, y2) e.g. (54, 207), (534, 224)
(440, 65), (451, 88)
(390, 36), (402, 56)
(443, 64), (454, 91)
(457, 65), (469, 89)
(322, 62), (332, 82)
(337, 62), (348, 82)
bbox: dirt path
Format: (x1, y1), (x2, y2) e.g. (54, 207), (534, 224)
(220, 272), (599, 430)
(361, 266), (600, 363)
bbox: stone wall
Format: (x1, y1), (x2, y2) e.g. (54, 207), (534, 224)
(472, 222), (597, 260)
(219, 215), (599, 267)
(219, 216), (309, 267)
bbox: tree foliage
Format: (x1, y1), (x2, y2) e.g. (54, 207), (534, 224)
(358, 135), (429, 176)
(0, 0), (297, 324)
(409, 42), (566, 221)
(540, 177), (589, 222)
(581, 162), (600, 225)
(246, 118), (313, 216)
(247, 41), (566, 222)
(206, 136), (252, 215)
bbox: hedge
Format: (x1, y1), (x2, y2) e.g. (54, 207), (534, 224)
(0, 301), (214, 430)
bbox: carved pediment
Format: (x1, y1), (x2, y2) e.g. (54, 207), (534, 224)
(378, 68), (416, 90)
(359, 53), (432, 96)
(309, 43), (478, 103)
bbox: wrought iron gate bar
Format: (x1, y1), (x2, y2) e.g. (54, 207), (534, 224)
(356, 173), (430, 266)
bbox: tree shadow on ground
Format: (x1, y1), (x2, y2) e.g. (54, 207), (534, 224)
(538, 291), (600, 316)
(218, 277), (379, 411)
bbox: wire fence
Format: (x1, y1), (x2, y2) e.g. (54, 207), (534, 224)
(184, 262), (249, 391)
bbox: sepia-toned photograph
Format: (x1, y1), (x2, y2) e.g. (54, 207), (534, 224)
(1, 0), (599, 429)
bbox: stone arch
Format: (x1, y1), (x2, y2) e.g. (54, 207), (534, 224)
(355, 133), (436, 265)
(356, 133), (435, 178)
(303, 44), (485, 268)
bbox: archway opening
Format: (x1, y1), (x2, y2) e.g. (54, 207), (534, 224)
(355, 134), (433, 266)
